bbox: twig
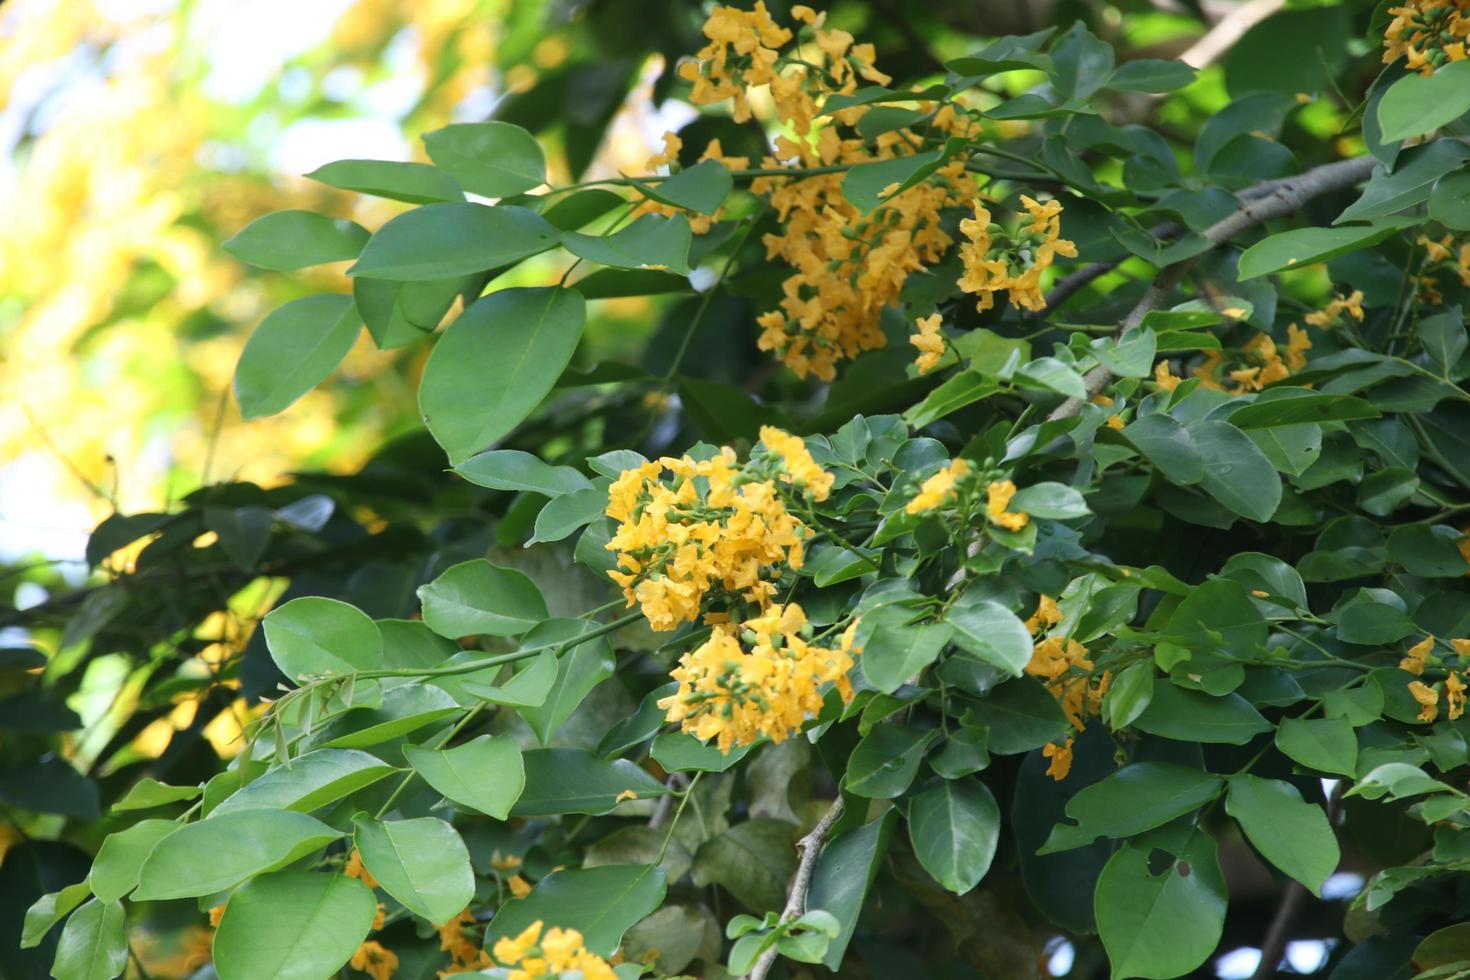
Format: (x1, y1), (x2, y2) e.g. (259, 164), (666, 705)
(745, 796), (847, 980)
(648, 772), (689, 830)
(1180, 0), (1286, 69)
(1046, 154), (1377, 421)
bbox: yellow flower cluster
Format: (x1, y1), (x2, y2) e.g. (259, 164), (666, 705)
(1153, 360), (1182, 392)
(659, 602), (859, 752)
(491, 921), (616, 980)
(957, 197), (1078, 313)
(438, 908), (493, 975)
(1024, 595), (1111, 781)
(605, 448), (811, 631)
(910, 314), (945, 374)
(906, 459), (970, 514)
(1304, 290), (1365, 329)
(1416, 234), (1470, 305)
(1401, 635), (1470, 722)
(1384, 0), (1470, 74)
(987, 480), (1030, 531)
(1194, 327), (1311, 393)
(758, 425), (835, 501)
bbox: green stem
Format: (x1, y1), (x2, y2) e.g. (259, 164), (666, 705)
(657, 772), (703, 863)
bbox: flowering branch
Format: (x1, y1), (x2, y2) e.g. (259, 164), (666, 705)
(1047, 154), (1379, 420)
(745, 795), (847, 980)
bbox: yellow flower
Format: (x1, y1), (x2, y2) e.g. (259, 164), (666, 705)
(1409, 679), (1440, 723)
(507, 875), (532, 899)
(208, 904), (225, 928)
(1447, 672), (1467, 720)
(1024, 594), (1063, 635)
(1105, 414), (1125, 431)
(1043, 736), (1074, 780)
(349, 940), (398, 980)
(1401, 635), (1435, 675)
(1453, 637), (1470, 655)
(372, 903), (386, 931)
(646, 131), (682, 170)
(489, 851), (522, 872)
(759, 425), (835, 501)
(1153, 360), (1181, 392)
(439, 908), (490, 971)
(1420, 232), (1456, 263)
(909, 313), (945, 374)
(659, 604), (859, 753)
(906, 459), (969, 514)
(1383, 0), (1470, 75)
(493, 922), (544, 967)
(344, 848), (378, 888)
(1285, 323), (1312, 371)
(957, 198), (1076, 314)
(987, 479), (1029, 531)
(1304, 289), (1365, 329)
(489, 922), (616, 980)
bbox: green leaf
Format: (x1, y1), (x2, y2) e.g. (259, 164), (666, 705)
(1389, 523), (1470, 577)
(1039, 762), (1223, 854)
(1050, 22), (1115, 99)
(348, 203), (557, 280)
(691, 820), (798, 911)
(1275, 716), (1358, 777)
(516, 618), (614, 743)
(1122, 414), (1204, 485)
(418, 558), (548, 638)
(319, 684), (460, 748)
(223, 210), (369, 271)
(1334, 593), (1418, 644)
(1107, 58), (1196, 92)
(1220, 552), (1308, 609)
(1376, 61), (1470, 142)
(564, 214), (693, 275)
(1224, 774), (1339, 895)
(403, 734), (524, 818)
(305, 159), (464, 204)
(513, 748), (668, 816)
(1227, 390), (1381, 429)
(456, 649), (559, 707)
(50, 898), (127, 980)
(234, 295), (360, 419)
(88, 820), (177, 902)
(454, 449), (592, 496)
(1166, 577), (1267, 657)
(543, 188), (627, 231)
(651, 733), (753, 773)
(1416, 924), (1470, 972)
(263, 597), (383, 682)
(210, 748), (396, 816)
(354, 276), (463, 349)
(1092, 328), (1157, 379)
(908, 778), (1000, 894)
(1430, 170), (1470, 229)
(844, 725), (937, 798)
(20, 881), (91, 949)
(806, 543), (879, 588)
(1237, 216), (1418, 279)
(1185, 420), (1281, 521)
(981, 677), (1070, 754)
(485, 864), (666, 956)
(1419, 307), (1468, 374)
(1336, 140), (1470, 223)
(842, 149), (944, 212)
(133, 809), (342, 900)
(1103, 661), (1156, 730)
(902, 372), (1001, 428)
(212, 871), (376, 980)
(111, 779), (200, 813)
(632, 160), (732, 215)
(419, 286), (587, 464)
(807, 810), (897, 969)
(946, 600), (1033, 676)
(1133, 685), (1272, 744)
(1095, 826), (1226, 980)
(863, 622), (952, 694)
(352, 815), (475, 925)
(1010, 481), (1090, 519)
(529, 488), (607, 545)
(1014, 356), (1087, 399)
(423, 121), (547, 197)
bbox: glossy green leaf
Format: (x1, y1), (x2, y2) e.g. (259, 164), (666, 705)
(223, 210), (369, 271)
(691, 820), (797, 911)
(484, 864), (666, 956)
(423, 121), (547, 197)
(1376, 61), (1470, 142)
(946, 599), (1033, 676)
(1107, 58), (1195, 92)
(210, 748), (396, 816)
(111, 779), (200, 813)
(348, 203), (557, 280)
(512, 748), (668, 816)
(807, 810), (897, 969)
(419, 286), (587, 464)
(1122, 414), (1204, 485)
(632, 160), (732, 215)
(234, 295), (360, 419)
(862, 622), (952, 694)
(212, 871), (376, 980)
(319, 683), (460, 748)
(1133, 686), (1272, 744)
(907, 778), (1000, 894)
(981, 677), (1070, 754)
(844, 725), (937, 798)
(1430, 170), (1470, 229)
(403, 734), (524, 818)
(88, 820), (176, 902)
(1040, 762), (1223, 853)
(528, 487), (606, 545)
(1237, 216), (1418, 279)
(352, 815), (474, 925)
(1185, 420), (1281, 521)
(418, 559), (548, 638)
(842, 149), (944, 211)
(1225, 774), (1339, 895)
(564, 214), (693, 275)
(50, 898), (127, 980)
(1010, 481), (1090, 519)
(20, 881), (90, 950)
(1275, 716), (1357, 776)
(454, 449), (593, 496)
(133, 809), (342, 900)
(516, 618), (614, 743)
(263, 596), (383, 682)
(305, 159), (464, 204)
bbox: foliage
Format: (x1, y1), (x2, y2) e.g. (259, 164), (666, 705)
(6, 1), (1470, 979)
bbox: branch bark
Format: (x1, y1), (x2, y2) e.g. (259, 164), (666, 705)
(745, 796), (847, 980)
(1046, 154), (1378, 421)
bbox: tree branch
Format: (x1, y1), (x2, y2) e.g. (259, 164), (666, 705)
(1046, 154), (1377, 421)
(745, 796), (847, 980)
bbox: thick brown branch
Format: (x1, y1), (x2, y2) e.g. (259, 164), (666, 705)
(745, 796), (847, 980)
(1046, 154), (1378, 421)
